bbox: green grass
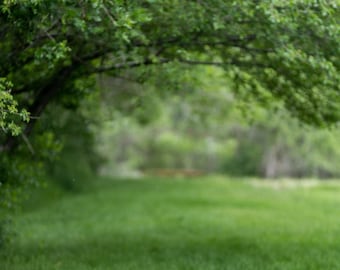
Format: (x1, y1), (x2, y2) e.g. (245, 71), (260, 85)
(2, 177), (340, 269)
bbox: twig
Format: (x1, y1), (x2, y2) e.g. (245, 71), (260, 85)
(21, 133), (35, 155)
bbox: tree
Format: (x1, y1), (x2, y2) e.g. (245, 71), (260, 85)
(1, 1), (340, 149)
(0, 1), (340, 231)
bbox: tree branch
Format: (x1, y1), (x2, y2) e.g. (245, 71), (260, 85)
(1, 65), (76, 153)
(176, 58), (267, 69)
(90, 58), (170, 74)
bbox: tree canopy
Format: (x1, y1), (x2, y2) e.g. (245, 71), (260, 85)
(1, 1), (340, 150)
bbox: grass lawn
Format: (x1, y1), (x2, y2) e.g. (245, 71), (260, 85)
(2, 177), (340, 269)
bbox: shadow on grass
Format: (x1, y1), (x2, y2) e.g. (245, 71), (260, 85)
(2, 229), (338, 269)
(3, 234), (265, 268)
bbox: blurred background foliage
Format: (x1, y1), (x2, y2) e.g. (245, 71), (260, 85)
(95, 65), (340, 180)
(15, 63), (339, 195)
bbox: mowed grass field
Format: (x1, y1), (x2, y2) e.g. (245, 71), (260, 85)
(2, 177), (340, 270)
